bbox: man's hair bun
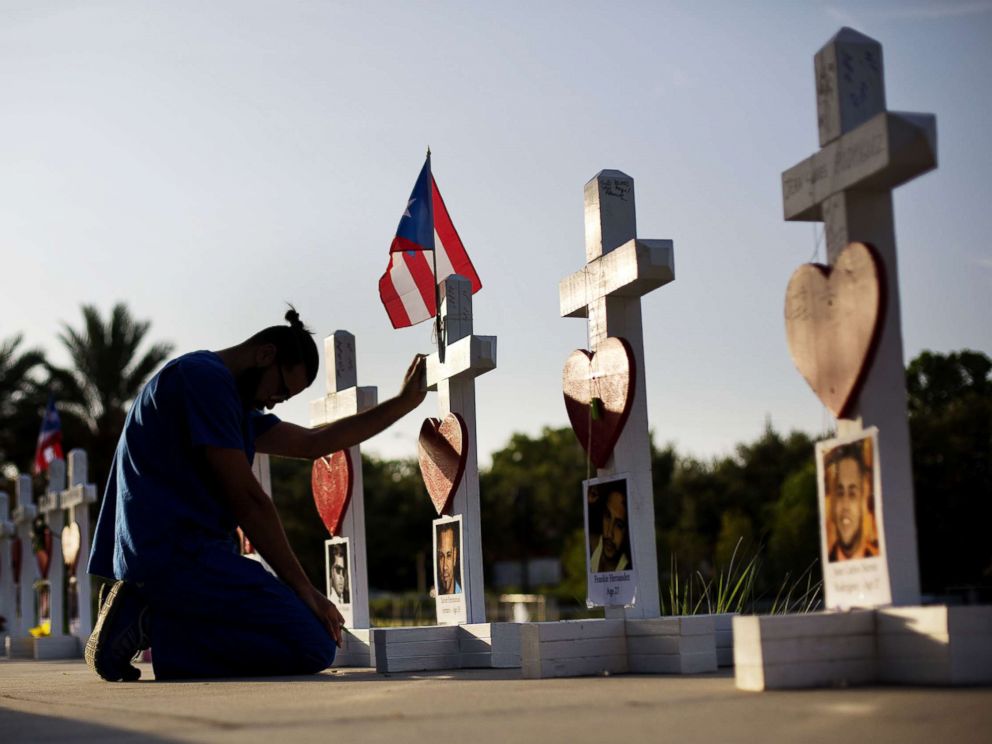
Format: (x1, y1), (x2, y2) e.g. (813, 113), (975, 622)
(285, 306), (304, 331)
(248, 303), (319, 386)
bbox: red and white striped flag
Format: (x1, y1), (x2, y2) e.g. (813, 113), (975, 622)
(378, 155), (481, 329)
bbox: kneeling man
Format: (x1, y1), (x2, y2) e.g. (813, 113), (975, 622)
(86, 309), (426, 681)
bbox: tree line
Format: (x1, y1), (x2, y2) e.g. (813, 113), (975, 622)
(2, 304), (989, 606)
(274, 358), (992, 608)
(1, 304), (173, 490)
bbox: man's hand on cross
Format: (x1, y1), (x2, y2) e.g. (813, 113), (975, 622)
(398, 353), (428, 412)
(301, 585), (345, 647)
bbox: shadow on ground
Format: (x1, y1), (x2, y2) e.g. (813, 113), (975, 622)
(0, 708), (179, 743)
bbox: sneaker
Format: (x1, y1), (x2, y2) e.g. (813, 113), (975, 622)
(84, 580), (150, 682)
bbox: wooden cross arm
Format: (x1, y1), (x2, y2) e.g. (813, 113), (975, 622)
(782, 111), (937, 221)
(11, 504), (37, 523)
(309, 386), (379, 427)
(61, 484), (98, 510)
(559, 238), (675, 318)
(426, 335), (497, 390)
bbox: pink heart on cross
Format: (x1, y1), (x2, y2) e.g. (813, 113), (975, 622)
(311, 449), (354, 537)
(418, 413), (469, 515)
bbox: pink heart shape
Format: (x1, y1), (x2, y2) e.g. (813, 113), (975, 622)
(563, 336), (636, 469)
(312, 449), (354, 537)
(418, 413), (468, 515)
(784, 241), (886, 418)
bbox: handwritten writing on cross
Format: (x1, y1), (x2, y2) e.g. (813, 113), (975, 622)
(559, 170), (675, 619)
(425, 276), (496, 391)
(782, 27), (937, 259)
(425, 274), (496, 624)
(312, 331), (378, 425)
(781, 27), (937, 604)
(559, 170), (675, 348)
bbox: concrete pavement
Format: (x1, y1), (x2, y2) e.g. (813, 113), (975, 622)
(2, 658), (991, 743)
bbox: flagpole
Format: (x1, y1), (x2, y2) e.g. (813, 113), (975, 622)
(428, 147), (445, 363)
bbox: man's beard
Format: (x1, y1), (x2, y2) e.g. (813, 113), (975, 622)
(235, 366), (265, 410)
(603, 538), (617, 559)
(838, 525), (863, 557)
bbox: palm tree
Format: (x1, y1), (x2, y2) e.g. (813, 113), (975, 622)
(0, 334), (47, 476)
(48, 303), (174, 488)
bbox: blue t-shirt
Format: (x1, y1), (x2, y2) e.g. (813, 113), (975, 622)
(89, 351), (280, 582)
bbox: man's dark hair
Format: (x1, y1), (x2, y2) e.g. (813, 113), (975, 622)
(606, 489), (632, 567)
(438, 523), (459, 561)
(249, 306), (319, 385)
(329, 543), (346, 560)
(828, 442), (867, 476)
(438, 522), (458, 543)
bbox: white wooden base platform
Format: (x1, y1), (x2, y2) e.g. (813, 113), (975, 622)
(331, 628), (375, 668)
(714, 613), (734, 667)
(520, 616), (719, 679)
(371, 623), (522, 673)
(877, 606), (992, 685)
(734, 605), (992, 691)
(5, 634), (81, 660)
(522, 619), (627, 678)
(733, 611), (876, 691)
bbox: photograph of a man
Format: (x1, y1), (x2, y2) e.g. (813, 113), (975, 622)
(589, 478), (632, 573)
(824, 438), (881, 563)
(435, 519), (462, 595)
(325, 539), (350, 605)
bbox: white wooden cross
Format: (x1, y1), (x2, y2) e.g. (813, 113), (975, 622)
(61, 450), (98, 640)
(0, 491), (16, 641)
(782, 27), (937, 605)
(559, 170), (675, 619)
(11, 473), (37, 638)
(309, 330), (377, 629)
(251, 455), (272, 498)
(425, 274), (497, 624)
(238, 454), (277, 577)
(36, 459), (67, 636)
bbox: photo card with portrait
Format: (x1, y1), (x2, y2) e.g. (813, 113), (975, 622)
(584, 474), (638, 608)
(815, 426), (891, 610)
(433, 514), (467, 626)
(325, 536), (354, 629)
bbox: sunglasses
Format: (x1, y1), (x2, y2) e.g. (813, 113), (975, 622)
(276, 364), (291, 401)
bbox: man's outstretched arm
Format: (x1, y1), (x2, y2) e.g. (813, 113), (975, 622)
(202, 446), (344, 646)
(255, 353), (428, 460)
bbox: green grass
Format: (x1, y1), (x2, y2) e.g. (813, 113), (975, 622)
(768, 559), (823, 615)
(664, 540), (821, 616)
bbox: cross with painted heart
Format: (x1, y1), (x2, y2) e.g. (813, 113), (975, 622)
(559, 169), (675, 618)
(781, 27), (937, 608)
(309, 330), (378, 630)
(417, 274), (496, 624)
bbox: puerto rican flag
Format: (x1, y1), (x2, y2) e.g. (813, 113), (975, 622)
(33, 396), (64, 475)
(378, 154), (482, 328)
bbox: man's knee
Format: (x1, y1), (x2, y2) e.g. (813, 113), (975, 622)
(296, 631), (336, 674)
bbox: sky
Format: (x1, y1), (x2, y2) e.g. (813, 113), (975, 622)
(2, 0), (990, 468)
